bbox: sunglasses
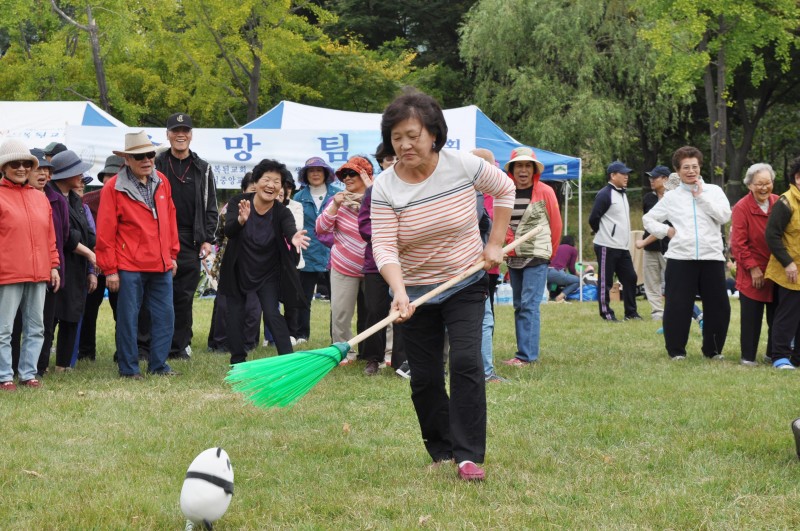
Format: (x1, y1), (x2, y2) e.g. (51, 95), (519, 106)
(131, 151), (156, 161)
(340, 170), (360, 179)
(6, 160), (34, 169)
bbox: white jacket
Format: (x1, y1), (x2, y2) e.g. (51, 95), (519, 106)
(642, 179), (731, 261)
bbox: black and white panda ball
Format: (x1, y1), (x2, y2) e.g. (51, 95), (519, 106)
(180, 447), (234, 527)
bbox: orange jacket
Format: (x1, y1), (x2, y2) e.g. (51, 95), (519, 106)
(0, 178), (59, 285)
(96, 170), (179, 274)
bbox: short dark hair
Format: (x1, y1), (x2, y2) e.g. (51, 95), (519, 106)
(380, 91), (448, 156)
(672, 146), (704, 171)
(252, 159), (292, 185)
(788, 156), (800, 187)
(560, 234), (575, 247)
(240, 171), (254, 191)
(374, 142), (391, 162)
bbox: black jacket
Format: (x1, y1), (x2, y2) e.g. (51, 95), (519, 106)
(53, 185), (96, 322)
(217, 193), (307, 310)
(155, 149), (218, 247)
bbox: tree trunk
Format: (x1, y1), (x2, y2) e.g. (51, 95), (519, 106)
(86, 5), (110, 112)
(246, 52), (261, 123)
(712, 45), (727, 187)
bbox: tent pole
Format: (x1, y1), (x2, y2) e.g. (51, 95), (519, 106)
(578, 159), (583, 302)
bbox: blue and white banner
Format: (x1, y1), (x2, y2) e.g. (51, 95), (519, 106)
(66, 126), (472, 189)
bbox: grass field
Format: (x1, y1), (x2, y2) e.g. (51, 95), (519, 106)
(3, 296), (800, 529)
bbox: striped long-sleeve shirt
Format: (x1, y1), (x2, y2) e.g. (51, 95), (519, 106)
(315, 199), (366, 277)
(371, 149), (516, 285)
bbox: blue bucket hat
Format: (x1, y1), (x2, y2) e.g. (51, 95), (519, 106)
(51, 150), (94, 181)
(298, 156), (335, 185)
(30, 148), (53, 170)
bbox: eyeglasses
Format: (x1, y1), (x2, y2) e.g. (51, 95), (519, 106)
(131, 152), (156, 161)
(6, 160), (34, 169)
(680, 165), (700, 172)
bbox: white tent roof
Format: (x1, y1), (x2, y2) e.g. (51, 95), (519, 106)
(0, 101), (125, 148)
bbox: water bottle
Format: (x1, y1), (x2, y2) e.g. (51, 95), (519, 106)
(541, 282), (549, 304)
(496, 283), (512, 305)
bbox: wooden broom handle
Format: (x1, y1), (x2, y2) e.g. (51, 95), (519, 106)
(347, 226), (544, 348)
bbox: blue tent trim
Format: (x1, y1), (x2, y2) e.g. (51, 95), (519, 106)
(81, 104), (117, 126)
(242, 102), (284, 129)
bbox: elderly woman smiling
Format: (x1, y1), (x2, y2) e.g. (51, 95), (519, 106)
(730, 163), (779, 366)
(0, 140), (60, 390)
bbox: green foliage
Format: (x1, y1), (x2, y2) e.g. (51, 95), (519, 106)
(460, 0), (686, 173)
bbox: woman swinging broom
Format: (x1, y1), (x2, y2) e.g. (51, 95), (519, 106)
(371, 91), (515, 481)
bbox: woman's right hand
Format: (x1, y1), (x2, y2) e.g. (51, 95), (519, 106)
(785, 262), (798, 284)
(332, 192), (346, 207)
(667, 227), (676, 239)
(391, 291), (415, 323)
(634, 238), (645, 250)
(237, 199), (250, 225)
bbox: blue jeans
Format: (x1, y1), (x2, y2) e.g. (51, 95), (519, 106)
(0, 282), (45, 382)
(509, 264), (547, 363)
(547, 268), (580, 298)
(117, 271), (174, 376)
(481, 297), (494, 377)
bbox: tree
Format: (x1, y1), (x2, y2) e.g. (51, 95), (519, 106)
(640, 0), (800, 186)
(460, 0), (686, 175)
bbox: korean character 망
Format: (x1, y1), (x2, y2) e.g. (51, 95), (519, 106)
(223, 133), (262, 162)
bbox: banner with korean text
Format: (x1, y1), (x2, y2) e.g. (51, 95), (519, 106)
(65, 126), (472, 188)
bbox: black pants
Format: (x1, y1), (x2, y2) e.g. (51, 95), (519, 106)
(296, 271), (327, 340)
(228, 278), (293, 364)
(11, 288), (57, 376)
(208, 292), (261, 351)
(739, 292), (774, 362)
(79, 275), (118, 360)
(361, 273), (396, 363)
(54, 319), (79, 368)
(663, 259), (730, 358)
(770, 286), (800, 364)
(404, 280), (487, 464)
(171, 232), (201, 354)
(594, 245), (638, 320)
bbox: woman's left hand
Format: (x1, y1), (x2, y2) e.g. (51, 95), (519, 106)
(292, 229), (311, 250)
(359, 169), (373, 188)
(482, 242), (503, 270)
(750, 266), (764, 289)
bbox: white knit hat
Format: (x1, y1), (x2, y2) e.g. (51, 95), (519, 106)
(0, 139), (39, 170)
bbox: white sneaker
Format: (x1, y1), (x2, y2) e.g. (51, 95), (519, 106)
(672, 355), (686, 361)
(290, 336), (297, 346)
(295, 337), (307, 345)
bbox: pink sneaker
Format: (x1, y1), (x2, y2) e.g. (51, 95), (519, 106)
(457, 462), (485, 481)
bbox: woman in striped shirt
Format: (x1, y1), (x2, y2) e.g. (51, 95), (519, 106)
(371, 91), (515, 481)
(315, 156), (372, 365)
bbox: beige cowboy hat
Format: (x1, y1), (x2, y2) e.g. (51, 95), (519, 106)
(504, 146), (545, 174)
(113, 130), (157, 157)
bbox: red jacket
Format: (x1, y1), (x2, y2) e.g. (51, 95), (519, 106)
(0, 178), (59, 285)
(730, 192), (778, 303)
(96, 170), (179, 275)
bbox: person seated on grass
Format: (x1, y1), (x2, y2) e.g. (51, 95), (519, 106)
(547, 235), (580, 302)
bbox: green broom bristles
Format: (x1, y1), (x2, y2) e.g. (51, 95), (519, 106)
(225, 342), (350, 409)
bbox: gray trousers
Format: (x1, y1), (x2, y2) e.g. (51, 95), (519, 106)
(643, 250), (666, 320)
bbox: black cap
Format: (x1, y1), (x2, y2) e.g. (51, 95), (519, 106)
(646, 165), (671, 178)
(607, 160), (632, 175)
(166, 113), (193, 130)
(43, 142), (68, 157)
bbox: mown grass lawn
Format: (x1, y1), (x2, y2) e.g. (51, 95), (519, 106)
(3, 296), (800, 529)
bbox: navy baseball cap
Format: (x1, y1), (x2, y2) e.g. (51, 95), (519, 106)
(607, 161), (633, 175)
(646, 165), (671, 178)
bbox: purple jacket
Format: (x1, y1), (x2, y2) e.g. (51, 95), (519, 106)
(358, 186), (378, 274)
(45, 184), (70, 286)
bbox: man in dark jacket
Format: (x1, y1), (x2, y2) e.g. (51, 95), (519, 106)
(149, 113), (217, 360)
